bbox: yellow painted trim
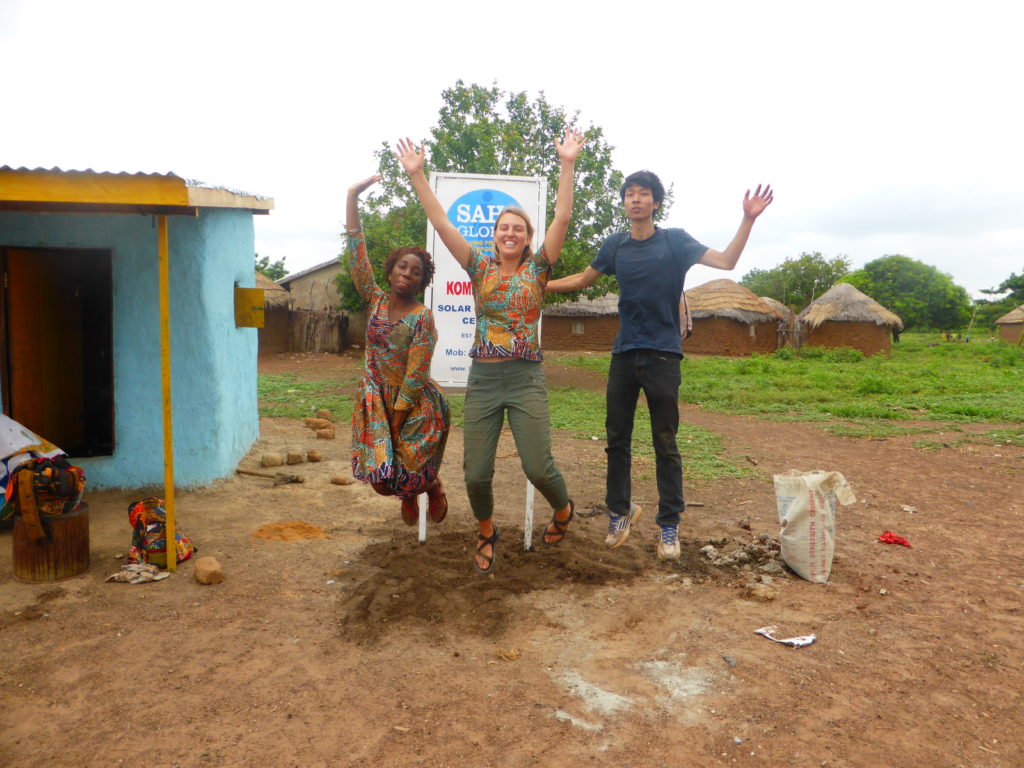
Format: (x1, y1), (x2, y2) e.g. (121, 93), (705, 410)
(0, 168), (190, 207)
(0, 168), (273, 212)
(158, 215), (177, 572)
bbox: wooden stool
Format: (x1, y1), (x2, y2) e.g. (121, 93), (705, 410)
(13, 502), (90, 582)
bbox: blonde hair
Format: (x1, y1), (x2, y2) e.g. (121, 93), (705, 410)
(493, 207), (535, 265)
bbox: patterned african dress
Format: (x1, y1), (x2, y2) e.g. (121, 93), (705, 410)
(346, 231), (450, 497)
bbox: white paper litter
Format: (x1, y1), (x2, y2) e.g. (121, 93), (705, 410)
(754, 625), (816, 647)
(106, 563), (170, 584)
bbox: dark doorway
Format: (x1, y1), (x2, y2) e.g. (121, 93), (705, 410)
(1, 247), (114, 456)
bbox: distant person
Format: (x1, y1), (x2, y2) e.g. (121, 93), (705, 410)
(547, 171), (772, 560)
(892, 327), (901, 343)
(345, 175), (450, 526)
(396, 128), (587, 574)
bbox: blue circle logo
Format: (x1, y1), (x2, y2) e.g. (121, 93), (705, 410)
(447, 188), (522, 256)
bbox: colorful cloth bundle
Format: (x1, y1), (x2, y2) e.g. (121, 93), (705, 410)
(128, 498), (197, 567)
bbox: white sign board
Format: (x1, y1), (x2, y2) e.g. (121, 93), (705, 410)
(425, 172), (547, 387)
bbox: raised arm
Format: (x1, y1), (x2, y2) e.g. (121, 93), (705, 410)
(698, 184), (774, 270)
(346, 174), (380, 232)
(395, 138), (473, 269)
(542, 127), (587, 264)
(345, 175), (384, 303)
(546, 266), (603, 294)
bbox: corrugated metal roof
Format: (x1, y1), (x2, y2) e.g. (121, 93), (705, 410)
(0, 166), (273, 212)
(3, 166), (265, 196)
(280, 256), (344, 284)
(1, 165), (181, 177)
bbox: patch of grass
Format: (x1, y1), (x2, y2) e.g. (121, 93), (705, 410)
(257, 374), (354, 422)
(912, 439), (951, 452)
(558, 334), (1024, 430)
(547, 386), (752, 483)
(963, 426), (1024, 448)
(824, 422), (945, 439)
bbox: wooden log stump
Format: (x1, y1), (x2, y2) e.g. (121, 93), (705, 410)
(13, 502), (90, 582)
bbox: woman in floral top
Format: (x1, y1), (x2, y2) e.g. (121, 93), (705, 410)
(345, 174), (450, 526)
(397, 128), (586, 573)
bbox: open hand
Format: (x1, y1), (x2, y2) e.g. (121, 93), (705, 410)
(348, 174), (381, 197)
(554, 126), (587, 162)
(743, 184), (774, 219)
(395, 138), (426, 176)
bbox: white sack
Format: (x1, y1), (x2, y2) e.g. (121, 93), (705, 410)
(773, 470), (855, 583)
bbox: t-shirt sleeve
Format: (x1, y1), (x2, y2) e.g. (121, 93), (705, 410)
(589, 235), (619, 275)
(531, 247), (553, 286)
(464, 247), (486, 278)
(672, 229), (710, 271)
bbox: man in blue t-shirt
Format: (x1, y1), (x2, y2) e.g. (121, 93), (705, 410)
(546, 170), (773, 560)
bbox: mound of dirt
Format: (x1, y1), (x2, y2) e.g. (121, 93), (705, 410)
(337, 527), (788, 644)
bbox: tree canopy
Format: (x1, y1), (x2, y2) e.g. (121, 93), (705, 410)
(739, 252), (851, 312)
(992, 271), (1024, 303)
(255, 253), (288, 282)
(974, 270), (1024, 330)
(336, 80), (644, 311)
(840, 255), (972, 330)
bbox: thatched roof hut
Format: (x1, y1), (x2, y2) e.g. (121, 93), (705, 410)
(683, 279), (783, 356)
(255, 270), (291, 309)
(543, 294), (620, 351)
(256, 271), (292, 354)
(994, 304), (1024, 344)
(760, 296), (792, 321)
(797, 282), (903, 356)
(760, 296), (795, 348)
(544, 294), (618, 317)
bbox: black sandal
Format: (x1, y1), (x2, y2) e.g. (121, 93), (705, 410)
(542, 500), (575, 546)
(473, 525), (501, 575)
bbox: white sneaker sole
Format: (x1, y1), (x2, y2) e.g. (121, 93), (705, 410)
(657, 542), (681, 561)
(605, 502), (642, 549)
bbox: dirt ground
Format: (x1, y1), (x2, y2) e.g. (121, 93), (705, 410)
(2, 351), (1022, 768)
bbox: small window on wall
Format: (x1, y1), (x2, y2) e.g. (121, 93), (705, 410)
(572, 320), (585, 335)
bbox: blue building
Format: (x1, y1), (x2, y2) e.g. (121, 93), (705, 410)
(0, 166), (273, 488)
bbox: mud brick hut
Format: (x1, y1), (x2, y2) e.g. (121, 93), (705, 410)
(682, 279), (783, 356)
(994, 304), (1024, 344)
(256, 271), (292, 355)
(0, 166), (273, 488)
(797, 282), (903, 357)
(542, 294), (620, 351)
(760, 295), (795, 348)
(279, 258), (355, 352)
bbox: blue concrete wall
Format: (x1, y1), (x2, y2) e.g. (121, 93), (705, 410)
(0, 209), (259, 488)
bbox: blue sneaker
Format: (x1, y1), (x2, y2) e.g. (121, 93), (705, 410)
(657, 525), (680, 561)
(605, 502), (642, 548)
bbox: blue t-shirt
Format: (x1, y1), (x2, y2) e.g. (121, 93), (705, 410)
(590, 227), (708, 355)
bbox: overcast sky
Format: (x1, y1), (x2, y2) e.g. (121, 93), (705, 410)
(3, 0), (1021, 298)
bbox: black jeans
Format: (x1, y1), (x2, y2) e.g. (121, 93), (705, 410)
(605, 349), (683, 527)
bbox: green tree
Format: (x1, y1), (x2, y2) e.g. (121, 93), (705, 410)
(739, 252), (851, 311)
(975, 270), (1024, 330)
(255, 253), (288, 281)
(336, 80), (646, 310)
(840, 255), (972, 330)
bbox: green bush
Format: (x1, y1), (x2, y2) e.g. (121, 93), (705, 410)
(823, 347), (866, 363)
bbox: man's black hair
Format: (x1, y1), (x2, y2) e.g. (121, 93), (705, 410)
(619, 170), (665, 205)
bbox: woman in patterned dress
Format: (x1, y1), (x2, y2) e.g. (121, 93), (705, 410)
(396, 127), (586, 573)
(345, 174), (450, 525)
